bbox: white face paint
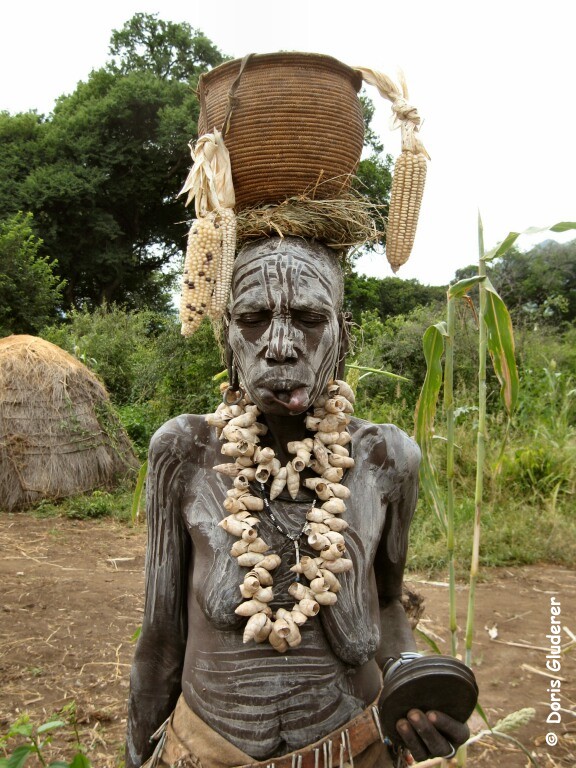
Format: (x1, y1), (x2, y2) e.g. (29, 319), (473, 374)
(228, 239), (342, 416)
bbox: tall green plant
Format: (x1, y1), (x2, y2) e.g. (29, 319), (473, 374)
(415, 277), (485, 656)
(462, 222), (576, 665)
(414, 219), (574, 703)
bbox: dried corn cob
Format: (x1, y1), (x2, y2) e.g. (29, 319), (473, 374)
(179, 129), (237, 332)
(180, 215), (222, 336)
(356, 67), (429, 272)
(209, 207), (237, 318)
(386, 146), (427, 272)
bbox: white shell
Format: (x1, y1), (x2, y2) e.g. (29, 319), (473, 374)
(333, 379), (356, 404)
(321, 498), (346, 515)
(236, 552), (265, 567)
(230, 540), (250, 557)
(298, 598), (320, 617)
(258, 554), (282, 571)
(227, 411), (257, 428)
(235, 598), (271, 617)
(327, 483), (350, 499)
(314, 590), (338, 606)
(247, 537), (269, 553)
(328, 454), (355, 469)
(322, 557), (353, 573)
(242, 612), (272, 643)
(321, 466), (344, 483)
(316, 431), (340, 445)
(254, 586), (274, 603)
(213, 463), (240, 476)
(288, 582), (314, 601)
(249, 566), (273, 586)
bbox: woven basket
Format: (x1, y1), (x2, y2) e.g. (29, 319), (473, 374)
(197, 52), (365, 210)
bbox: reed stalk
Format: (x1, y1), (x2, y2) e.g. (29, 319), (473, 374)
(465, 213), (487, 668)
(444, 295), (458, 657)
(457, 215), (488, 768)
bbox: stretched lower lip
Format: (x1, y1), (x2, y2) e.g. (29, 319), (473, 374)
(260, 384), (310, 413)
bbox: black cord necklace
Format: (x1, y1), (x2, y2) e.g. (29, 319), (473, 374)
(258, 481), (316, 581)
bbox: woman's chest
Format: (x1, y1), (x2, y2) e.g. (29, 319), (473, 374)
(179, 464), (387, 629)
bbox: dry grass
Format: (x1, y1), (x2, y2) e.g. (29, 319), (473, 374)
(236, 190), (387, 256)
(0, 335), (138, 511)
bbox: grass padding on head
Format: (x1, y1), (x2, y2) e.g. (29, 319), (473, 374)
(235, 191), (387, 255)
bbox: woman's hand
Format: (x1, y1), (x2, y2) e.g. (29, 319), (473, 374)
(395, 709), (470, 763)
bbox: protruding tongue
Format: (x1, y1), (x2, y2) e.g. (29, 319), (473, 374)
(274, 386), (309, 412)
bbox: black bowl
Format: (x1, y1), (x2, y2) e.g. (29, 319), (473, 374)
(379, 655), (478, 746)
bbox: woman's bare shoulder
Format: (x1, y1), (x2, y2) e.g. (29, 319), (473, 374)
(148, 413), (216, 464)
(349, 417), (421, 479)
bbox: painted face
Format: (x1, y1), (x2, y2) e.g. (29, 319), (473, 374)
(228, 239), (342, 416)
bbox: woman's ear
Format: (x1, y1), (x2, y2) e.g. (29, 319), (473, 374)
(336, 312), (352, 379)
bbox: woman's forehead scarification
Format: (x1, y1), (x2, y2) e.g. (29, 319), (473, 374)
(231, 240), (342, 308)
(233, 254), (329, 290)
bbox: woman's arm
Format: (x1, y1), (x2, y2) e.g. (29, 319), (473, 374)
(125, 418), (193, 768)
(373, 426), (421, 664)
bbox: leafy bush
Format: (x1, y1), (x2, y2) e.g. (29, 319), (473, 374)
(351, 303), (480, 422)
(43, 305), (223, 421)
(0, 212), (65, 336)
(502, 446), (570, 496)
(34, 488), (133, 523)
(116, 402), (161, 458)
(136, 318), (223, 421)
(43, 304), (161, 403)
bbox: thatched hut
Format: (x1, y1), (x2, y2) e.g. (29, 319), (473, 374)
(0, 335), (139, 511)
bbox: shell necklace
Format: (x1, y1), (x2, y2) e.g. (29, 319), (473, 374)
(206, 379), (356, 652)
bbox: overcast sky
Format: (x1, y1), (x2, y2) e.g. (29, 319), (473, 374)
(2, 0), (574, 285)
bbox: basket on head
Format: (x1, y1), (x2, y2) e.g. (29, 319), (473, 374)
(180, 53), (429, 337)
(197, 52), (365, 210)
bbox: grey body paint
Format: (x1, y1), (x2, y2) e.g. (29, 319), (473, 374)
(125, 239), (421, 767)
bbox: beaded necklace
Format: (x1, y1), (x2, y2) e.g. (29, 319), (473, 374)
(206, 379), (356, 653)
(258, 482), (316, 580)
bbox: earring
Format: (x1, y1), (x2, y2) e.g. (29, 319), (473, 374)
(222, 386), (245, 405)
(227, 356), (240, 391)
(222, 357), (244, 404)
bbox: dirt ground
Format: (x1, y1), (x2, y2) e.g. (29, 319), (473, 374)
(0, 511), (574, 768)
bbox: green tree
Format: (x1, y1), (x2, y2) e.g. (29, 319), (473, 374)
(344, 271), (445, 323)
(0, 212), (64, 336)
(457, 239), (576, 326)
(490, 239), (576, 324)
(43, 303), (159, 403)
(43, 306), (222, 452)
(21, 67), (201, 308)
(377, 277), (446, 320)
(352, 93), (393, 245)
(344, 273), (381, 319)
(0, 14), (225, 311)
(0, 111), (44, 217)
(109, 12), (226, 80)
